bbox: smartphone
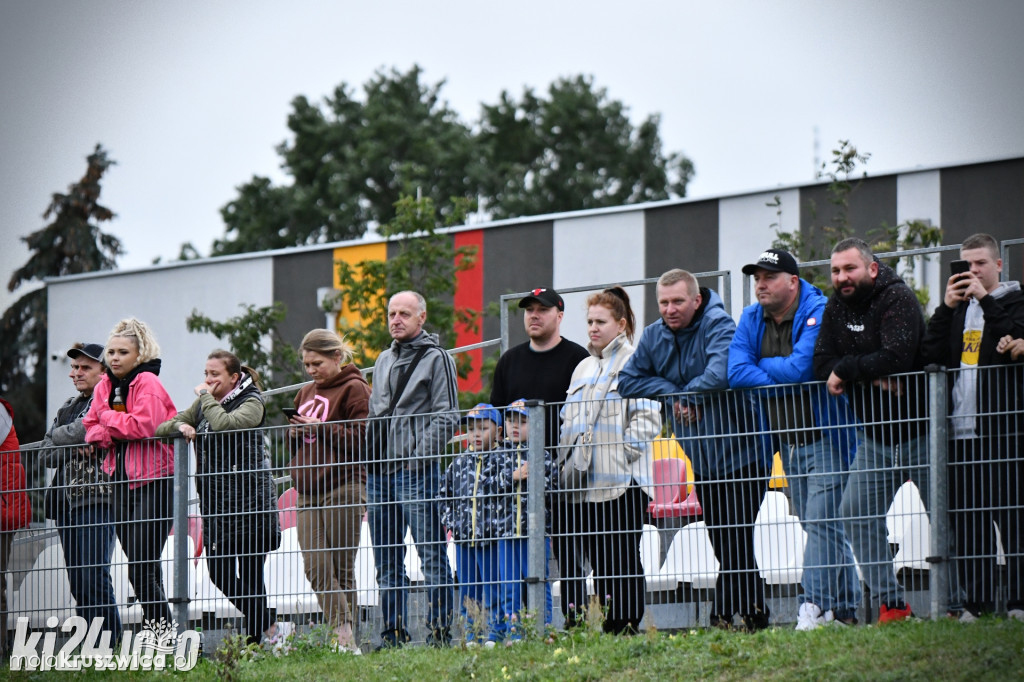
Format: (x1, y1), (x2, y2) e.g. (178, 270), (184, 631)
(950, 259), (970, 276)
(282, 407), (299, 420)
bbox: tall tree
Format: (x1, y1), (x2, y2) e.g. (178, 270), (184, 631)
(1, 144), (122, 442)
(213, 66), (477, 255)
(210, 67), (693, 256)
(331, 195), (479, 373)
(476, 75), (694, 219)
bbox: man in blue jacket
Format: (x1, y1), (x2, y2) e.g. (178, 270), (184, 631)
(729, 249), (860, 629)
(620, 268), (769, 630)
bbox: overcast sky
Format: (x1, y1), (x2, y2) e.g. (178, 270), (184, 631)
(3, 0), (1023, 313)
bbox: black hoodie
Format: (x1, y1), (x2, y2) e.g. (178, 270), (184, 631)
(813, 259), (926, 444)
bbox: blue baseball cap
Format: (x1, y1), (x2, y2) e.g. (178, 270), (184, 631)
(504, 399), (529, 419)
(462, 403), (502, 427)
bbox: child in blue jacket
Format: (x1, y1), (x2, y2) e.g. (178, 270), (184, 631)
(493, 399), (555, 639)
(439, 404), (505, 645)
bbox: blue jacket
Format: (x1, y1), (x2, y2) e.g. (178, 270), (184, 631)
(728, 279), (856, 463)
(619, 288), (764, 478)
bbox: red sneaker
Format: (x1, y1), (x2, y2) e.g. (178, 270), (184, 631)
(878, 603), (912, 624)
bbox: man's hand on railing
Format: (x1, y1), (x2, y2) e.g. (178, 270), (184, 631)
(177, 424), (197, 442)
(871, 376), (904, 397)
(997, 334), (1024, 361)
(826, 371), (845, 396)
(673, 401), (702, 425)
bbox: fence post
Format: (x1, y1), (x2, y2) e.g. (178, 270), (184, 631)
(525, 400), (546, 639)
(500, 296), (510, 354)
(171, 437), (190, 634)
(925, 365), (949, 619)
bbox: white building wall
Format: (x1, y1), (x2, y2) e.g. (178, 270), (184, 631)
(718, 189), (801, 318)
(896, 170), (944, 313)
(552, 211), (648, 343)
(47, 257), (274, 417)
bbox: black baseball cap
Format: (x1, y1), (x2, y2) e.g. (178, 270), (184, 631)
(742, 248), (800, 276)
(67, 343), (104, 363)
(518, 287), (564, 311)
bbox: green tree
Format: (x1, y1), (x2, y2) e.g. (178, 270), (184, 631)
(476, 75), (694, 219)
(770, 140), (941, 306)
(331, 195), (479, 379)
(1, 144), (122, 442)
(185, 302), (305, 419)
(213, 66), (477, 255)
(210, 67), (694, 256)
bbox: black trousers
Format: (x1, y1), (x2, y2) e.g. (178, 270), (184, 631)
(208, 551), (272, 642)
(554, 485), (646, 633)
(113, 477), (173, 625)
(697, 465), (769, 623)
(950, 436), (1024, 613)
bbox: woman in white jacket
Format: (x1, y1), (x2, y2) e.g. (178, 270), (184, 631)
(558, 287), (661, 633)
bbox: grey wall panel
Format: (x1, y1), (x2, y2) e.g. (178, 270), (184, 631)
(272, 250), (337, 351)
(642, 201), (720, 325)
(798, 175), (898, 253)
(482, 220), (554, 350)
(941, 159), (1024, 279)
(47, 258), (274, 417)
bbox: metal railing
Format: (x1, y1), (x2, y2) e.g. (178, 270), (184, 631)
(8, 365), (1022, 650)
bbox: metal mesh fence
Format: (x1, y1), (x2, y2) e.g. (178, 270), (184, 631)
(4, 365), (1023, 649)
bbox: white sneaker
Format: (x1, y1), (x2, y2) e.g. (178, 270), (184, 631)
(1007, 609), (1024, 621)
(795, 603), (825, 631)
(958, 610), (979, 624)
(266, 621), (295, 656)
(483, 640), (497, 649)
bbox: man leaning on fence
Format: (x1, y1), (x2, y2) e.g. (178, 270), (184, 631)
(920, 232), (1024, 621)
(619, 268), (771, 631)
(729, 249), (861, 629)
(366, 290), (458, 650)
(813, 237), (952, 623)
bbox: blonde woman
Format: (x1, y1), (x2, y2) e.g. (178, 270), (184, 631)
(287, 330), (370, 653)
(83, 318), (177, 625)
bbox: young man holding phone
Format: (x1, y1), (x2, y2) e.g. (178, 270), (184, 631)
(921, 233), (1024, 621)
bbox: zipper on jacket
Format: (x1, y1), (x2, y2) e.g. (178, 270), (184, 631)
(471, 453), (482, 547)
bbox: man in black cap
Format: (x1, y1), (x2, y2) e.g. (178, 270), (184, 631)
(729, 249), (861, 629)
(490, 287), (588, 625)
(38, 343), (122, 640)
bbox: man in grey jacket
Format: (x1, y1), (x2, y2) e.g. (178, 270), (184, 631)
(40, 343), (121, 640)
(367, 291), (458, 649)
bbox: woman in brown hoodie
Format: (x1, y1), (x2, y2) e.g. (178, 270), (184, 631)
(287, 330), (370, 653)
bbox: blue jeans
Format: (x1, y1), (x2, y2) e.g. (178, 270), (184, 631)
(786, 440), (860, 617)
(367, 464), (454, 638)
(497, 537), (552, 639)
(57, 502), (122, 640)
(454, 542), (502, 641)
(839, 435), (963, 610)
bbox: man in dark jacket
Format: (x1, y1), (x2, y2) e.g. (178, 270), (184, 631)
(39, 343), (121, 640)
(921, 232), (1024, 620)
(620, 268), (769, 631)
(729, 249), (860, 629)
(489, 287), (589, 629)
(367, 290), (458, 649)
(814, 238), (933, 624)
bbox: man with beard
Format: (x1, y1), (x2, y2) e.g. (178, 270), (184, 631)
(813, 238), (932, 623)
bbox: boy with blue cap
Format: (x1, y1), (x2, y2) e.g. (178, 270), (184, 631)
(439, 403), (505, 645)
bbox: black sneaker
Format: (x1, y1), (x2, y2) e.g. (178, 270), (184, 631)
(426, 628), (452, 648)
(741, 611), (771, 632)
(371, 629), (409, 653)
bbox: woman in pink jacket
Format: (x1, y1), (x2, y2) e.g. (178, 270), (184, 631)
(84, 318), (177, 625)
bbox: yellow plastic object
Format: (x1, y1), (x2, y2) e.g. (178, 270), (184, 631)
(768, 450), (788, 489)
(651, 436), (697, 496)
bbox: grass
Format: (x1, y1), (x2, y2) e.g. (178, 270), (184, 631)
(6, 617), (1023, 681)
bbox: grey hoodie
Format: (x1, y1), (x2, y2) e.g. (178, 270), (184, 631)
(368, 331), (459, 472)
